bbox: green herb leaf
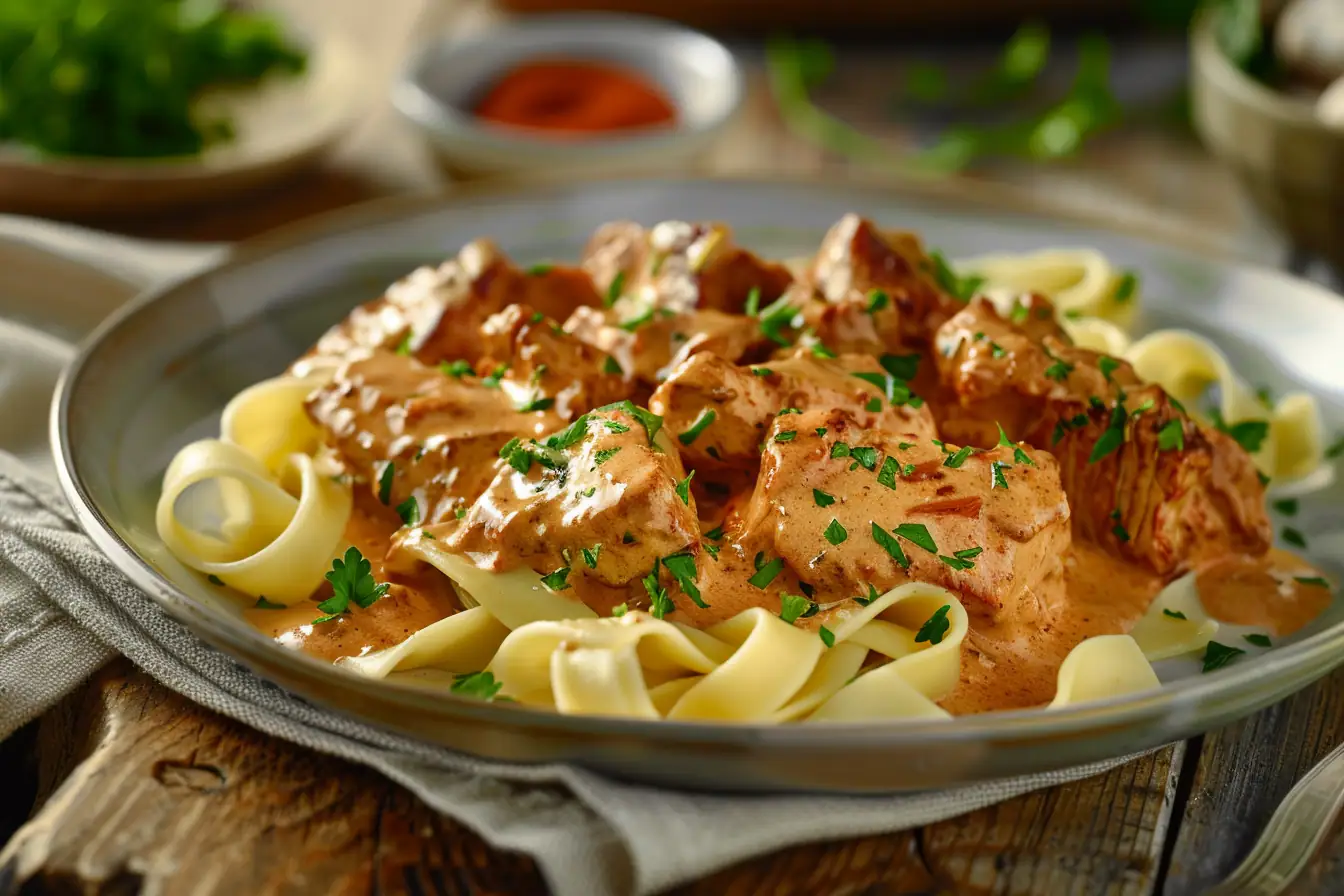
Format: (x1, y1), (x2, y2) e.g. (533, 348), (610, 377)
(877, 456), (900, 490)
(1201, 640), (1245, 673)
(254, 596), (285, 610)
(779, 593), (813, 624)
(849, 446), (879, 470)
(611, 603), (628, 617)
(813, 488), (836, 507)
(678, 408), (717, 445)
(929, 251), (983, 301)
(1162, 608), (1187, 620)
(991, 461), (1009, 489)
(440, 359), (474, 378)
(581, 545), (601, 569)
(663, 552), (708, 608)
(873, 523), (911, 569)
(819, 625), (836, 648)
(939, 554), (975, 571)
(1209, 408), (1270, 453)
(1283, 527), (1307, 549)
(1296, 576), (1329, 588)
(744, 286), (761, 316)
(207, 574), (225, 586)
(517, 395), (555, 413)
(599, 400), (664, 448)
(540, 566), (572, 591)
(525, 263), (553, 276)
(593, 447), (621, 467)
(879, 353), (920, 381)
(748, 556), (786, 589)
(758, 294), (800, 346)
(481, 364), (508, 388)
(1272, 498), (1299, 516)
(774, 431), (797, 443)
(395, 495), (420, 527)
(751, 367), (774, 377)
(831, 442), (851, 459)
(915, 605), (952, 644)
(1244, 633), (1271, 648)
(602, 356), (623, 375)
(377, 462), (395, 504)
(451, 671), (503, 701)
(867, 288), (889, 313)
(892, 523), (937, 554)
(1157, 419), (1185, 452)
(315, 546), (390, 622)
(943, 445), (974, 469)
(824, 518), (848, 545)
(605, 270), (626, 307)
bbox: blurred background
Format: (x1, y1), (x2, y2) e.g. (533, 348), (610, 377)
(1, 0), (1340, 275)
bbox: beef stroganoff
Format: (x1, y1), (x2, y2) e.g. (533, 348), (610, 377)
(155, 215), (1331, 722)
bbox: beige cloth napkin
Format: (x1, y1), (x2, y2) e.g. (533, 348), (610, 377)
(0, 218), (1145, 896)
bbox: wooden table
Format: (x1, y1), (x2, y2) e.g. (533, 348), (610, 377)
(4, 3), (1342, 893)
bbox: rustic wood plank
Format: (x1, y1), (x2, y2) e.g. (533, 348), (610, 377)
(1163, 664), (1344, 894)
(920, 744), (1182, 896)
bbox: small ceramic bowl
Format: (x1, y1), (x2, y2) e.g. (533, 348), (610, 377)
(1190, 10), (1344, 265)
(392, 13), (743, 179)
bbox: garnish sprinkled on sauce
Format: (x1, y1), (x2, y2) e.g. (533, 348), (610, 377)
(473, 60), (677, 134)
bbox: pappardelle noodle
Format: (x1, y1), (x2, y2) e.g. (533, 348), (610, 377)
(156, 215), (1332, 723)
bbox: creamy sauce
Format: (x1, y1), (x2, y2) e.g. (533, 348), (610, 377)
(234, 214), (1332, 718)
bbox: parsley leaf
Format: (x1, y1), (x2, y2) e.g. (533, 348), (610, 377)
(546, 414), (592, 451)
(207, 574), (225, 586)
(1114, 270), (1138, 302)
(879, 353), (921, 381)
(1296, 576), (1330, 588)
(1283, 527), (1307, 549)
(915, 605), (952, 644)
(1209, 408), (1269, 453)
(831, 442), (851, 459)
(813, 488), (836, 507)
(1272, 498), (1298, 516)
(377, 461), (394, 504)
(744, 286), (761, 316)
(679, 408), (717, 445)
(599, 400), (663, 447)
(877, 456), (900, 490)
(315, 547), (390, 623)
(1098, 356), (1120, 382)
(593, 447), (621, 466)
(663, 552), (708, 608)
(779, 593), (813, 624)
(819, 625), (836, 648)
(675, 471), (695, 505)
(751, 367), (774, 377)
(850, 446), (879, 470)
(872, 523), (911, 569)
(517, 395), (555, 413)
(943, 445), (974, 468)
(996, 422), (1035, 466)
(254, 596), (285, 610)
(1043, 353), (1074, 383)
(1089, 401), (1128, 464)
(394, 331), (414, 356)
(1201, 640), (1245, 673)
(1157, 419), (1184, 452)
(1244, 633), (1271, 648)
(451, 671), (503, 701)
(540, 566), (572, 591)
(929, 251), (984, 301)
(749, 557), (786, 589)
(940, 554), (976, 571)
(867, 288), (889, 313)
(581, 545), (602, 569)
(605, 270), (626, 307)
(991, 460), (1009, 489)
(611, 603), (628, 617)
(758, 294), (800, 346)
(824, 518), (848, 545)
(893, 523), (937, 553)
(774, 431), (798, 443)
(602, 355), (623, 375)
(440, 359), (474, 378)
(1162, 608), (1187, 620)
(525, 263), (553, 276)
(395, 495), (420, 527)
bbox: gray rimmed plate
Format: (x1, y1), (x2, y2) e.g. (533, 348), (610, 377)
(50, 176), (1344, 794)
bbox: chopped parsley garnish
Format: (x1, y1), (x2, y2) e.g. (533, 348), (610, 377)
(990, 342), (1006, 359)
(824, 519), (848, 545)
(663, 552), (708, 608)
(581, 545), (602, 569)
(1112, 522), (1131, 542)
(1157, 419), (1185, 452)
(873, 523), (911, 569)
(1089, 401), (1129, 464)
(529, 312), (545, 324)
(744, 286), (761, 316)
(1043, 349), (1074, 383)
(593, 447), (621, 466)
(623, 532), (636, 544)
(1052, 412), (1090, 445)
(377, 462), (394, 504)
(605, 270), (626, 307)
(395, 495), (420, 527)
(1259, 471), (1272, 487)
(674, 471), (695, 505)
(1297, 576), (1329, 588)
(546, 414), (592, 451)
(703, 543), (721, 560)
(943, 445), (974, 469)
(864, 397), (882, 413)
(751, 367), (774, 377)
(672, 408), (717, 448)
(879, 353), (920, 381)
(1327, 435), (1344, 459)
(915, 605), (952, 644)
(704, 525), (725, 540)
(748, 556), (785, 589)
(867, 288), (889, 313)
(450, 671), (503, 701)
(996, 423), (1035, 466)
(929, 250), (984, 301)
(1201, 640), (1244, 673)
(440, 359), (474, 378)
(1162, 608), (1187, 620)
(819, 626), (836, 648)
(618, 308), (655, 331)
(1098, 356), (1120, 382)
(602, 356), (623, 375)
(991, 461), (1009, 490)
(254, 596), (285, 610)
(939, 553), (976, 571)
(853, 583), (881, 607)
(611, 603), (628, 617)
(454, 507), (466, 520)
(779, 593), (814, 624)
(831, 442), (851, 459)
(1273, 498), (1298, 516)
(815, 427), (828, 437)
(1255, 387), (1274, 410)
(313, 547), (389, 624)
(777, 408), (802, 416)
(877, 457), (900, 490)
(481, 364), (508, 388)
(517, 395), (555, 413)
(206, 574), (225, 586)
(525, 263), (553, 276)
(1209, 408), (1269, 453)
(758, 294), (800, 346)
(813, 489), (836, 507)
(811, 342), (837, 359)
(1009, 301), (1030, 325)
(892, 523), (937, 554)
(599, 400), (663, 447)
(1244, 633), (1271, 648)
(774, 431), (797, 443)
(394, 331), (413, 356)
(540, 566), (572, 591)
(1114, 270), (1138, 302)
(1283, 527), (1307, 549)
(849, 446), (879, 470)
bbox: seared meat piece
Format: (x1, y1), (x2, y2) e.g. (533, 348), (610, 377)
(437, 403), (700, 616)
(808, 214), (963, 344)
(1049, 385), (1271, 575)
(476, 304), (627, 418)
(564, 305), (768, 387)
(933, 298), (1271, 575)
(299, 240), (602, 370)
(582, 220), (795, 315)
(305, 350), (553, 522)
(648, 353), (937, 473)
(720, 409), (1069, 623)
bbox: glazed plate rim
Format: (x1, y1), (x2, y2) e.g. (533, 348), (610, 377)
(49, 174), (1344, 781)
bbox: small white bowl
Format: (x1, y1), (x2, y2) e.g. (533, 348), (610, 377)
(392, 13), (743, 179)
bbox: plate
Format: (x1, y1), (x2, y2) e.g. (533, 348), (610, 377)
(0, 31), (366, 217)
(50, 176), (1344, 793)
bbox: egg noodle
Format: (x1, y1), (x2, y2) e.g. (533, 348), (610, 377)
(153, 244), (1323, 724)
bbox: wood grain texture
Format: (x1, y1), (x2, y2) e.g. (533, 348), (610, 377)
(1164, 664), (1344, 895)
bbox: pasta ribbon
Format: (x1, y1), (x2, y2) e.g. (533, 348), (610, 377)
(1128, 573), (1220, 661)
(1049, 635), (1160, 708)
(957, 248), (1136, 323)
(154, 376), (352, 604)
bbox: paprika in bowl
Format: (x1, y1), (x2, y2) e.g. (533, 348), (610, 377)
(392, 14), (742, 178)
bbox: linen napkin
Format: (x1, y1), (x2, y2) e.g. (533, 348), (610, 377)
(0, 229), (1145, 896)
